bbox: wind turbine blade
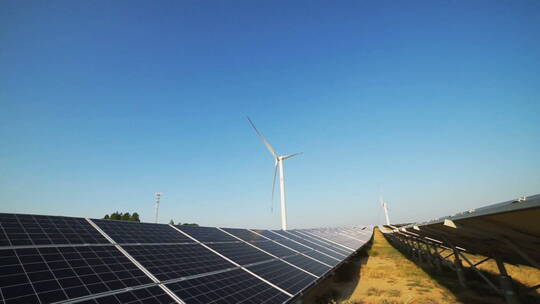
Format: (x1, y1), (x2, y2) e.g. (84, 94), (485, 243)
(271, 160), (279, 212)
(281, 152), (303, 160)
(247, 117), (277, 158)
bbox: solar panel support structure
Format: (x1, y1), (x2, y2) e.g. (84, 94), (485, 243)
(382, 227), (529, 304)
(495, 257), (521, 304)
(85, 218), (186, 304)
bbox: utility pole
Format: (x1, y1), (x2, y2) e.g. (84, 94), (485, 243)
(154, 192), (162, 223)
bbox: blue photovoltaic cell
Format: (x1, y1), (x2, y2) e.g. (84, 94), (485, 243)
(247, 260), (316, 295)
(282, 254), (330, 276)
(302, 250), (339, 266)
(122, 244), (236, 281)
(76, 286), (176, 304)
(0, 214), (108, 247)
(272, 231), (346, 259)
(301, 229), (363, 248)
(93, 220), (192, 244)
(0, 246), (151, 304)
(221, 228), (267, 242)
(206, 242), (274, 265)
(0, 211), (373, 304)
(166, 268), (291, 304)
(174, 225), (237, 242)
(287, 231), (352, 255)
(248, 240), (298, 258)
(252, 230), (312, 253)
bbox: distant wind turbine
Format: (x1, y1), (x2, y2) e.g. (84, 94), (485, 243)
(247, 117), (302, 230)
(380, 196), (390, 226)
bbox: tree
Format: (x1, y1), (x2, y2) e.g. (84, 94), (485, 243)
(169, 219), (175, 225)
(182, 223), (199, 227)
(103, 211), (140, 222)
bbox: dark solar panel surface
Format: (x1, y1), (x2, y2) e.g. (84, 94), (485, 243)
(302, 250), (339, 266)
(288, 231), (352, 255)
(247, 260), (316, 294)
(206, 242), (274, 265)
(0, 246), (151, 304)
(76, 286), (176, 304)
(303, 229), (363, 248)
(0, 214), (108, 246)
(283, 254), (330, 276)
(174, 226), (237, 242)
(93, 220), (192, 244)
(221, 228), (267, 242)
(272, 231), (346, 259)
(253, 231), (312, 253)
(122, 244), (235, 281)
(0, 212), (373, 304)
(248, 240), (298, 258)
(166, 268), (290, 304)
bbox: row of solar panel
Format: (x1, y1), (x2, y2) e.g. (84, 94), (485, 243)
(0, 213), (372, 304)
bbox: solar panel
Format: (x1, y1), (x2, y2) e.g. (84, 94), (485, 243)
(165, 268), (291, 304)
(0, 214), (108, 246)
(391, 194), (540, 268)
(303, 229), (365, 248)
(288, 231), (352, 254)
(246, 260), (317, 294)
(122, 244), (236, 281)
(246, 240), (298, 258)
(174, 225), (237, 242)
(221, 228), (267, 242)
(205, 242), (274, 265)
(0, 212), (373, 304)
(75, 286), (176, 304)
(252, 230), (312, 253)
(93, 220), (192, 244)
(302, 250), (340, 266)
(272, 231), (346, 259)
(0, 246), (152, 304)
(282, 254), (330, 276)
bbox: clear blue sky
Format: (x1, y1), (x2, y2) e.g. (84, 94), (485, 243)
(1, 0), (539, 229)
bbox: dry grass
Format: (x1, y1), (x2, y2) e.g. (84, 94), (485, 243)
(342, 229), (469, 304)
(296, 227), (540, 304)
(297, 228), (536, 304)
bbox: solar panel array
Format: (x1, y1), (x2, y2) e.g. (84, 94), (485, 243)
(0, 213), (372, 304)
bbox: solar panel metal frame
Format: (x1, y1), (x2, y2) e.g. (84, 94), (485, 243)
(391, 194), (540, 267)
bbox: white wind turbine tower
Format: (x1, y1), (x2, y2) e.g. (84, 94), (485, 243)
(380, 196), (391, 226)
(247, 117), (302, 231)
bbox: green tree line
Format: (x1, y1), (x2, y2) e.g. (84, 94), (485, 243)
(102, 213), (197, 226)
(169, 219), (198, 226)
(103, 212), (140, 222)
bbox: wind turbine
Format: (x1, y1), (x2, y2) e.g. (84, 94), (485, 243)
(380, 196), (390, 226)
(247, 117), (302, 230)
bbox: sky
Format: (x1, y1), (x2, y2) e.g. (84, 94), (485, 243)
(1, 0), (539, 229)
